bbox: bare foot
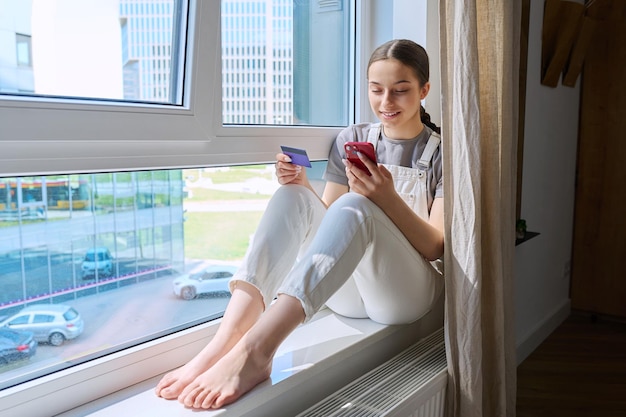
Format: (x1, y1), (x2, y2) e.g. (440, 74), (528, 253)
(155, 328), (246, 399)
(155, 358), (215, 400)
(177, 336), (273, 409)
(155, 282), (265, 400)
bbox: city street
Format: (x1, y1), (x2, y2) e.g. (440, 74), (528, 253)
(0, 270), (231, 389)
(0, 176), (274, 389)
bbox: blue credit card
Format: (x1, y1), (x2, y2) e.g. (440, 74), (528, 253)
(280, 146), (312, 167)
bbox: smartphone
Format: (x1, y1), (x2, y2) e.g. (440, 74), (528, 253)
(344, 142), (377, 175)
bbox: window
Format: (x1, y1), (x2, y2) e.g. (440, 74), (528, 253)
(0, 0), (355, 414)
(221, 0), (351, 126)
(0, 0), (441, 414)
(33, 315), (54, 324)
(3, 1), (185, 104)
(8, 316), (29, 326)
(15, 34), (32, 67)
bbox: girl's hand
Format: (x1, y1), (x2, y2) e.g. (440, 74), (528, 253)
(275, 153), (308, 185)
(344, 152), (396, 207)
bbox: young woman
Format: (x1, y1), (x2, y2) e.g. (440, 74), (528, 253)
(155, 38), (444, 410)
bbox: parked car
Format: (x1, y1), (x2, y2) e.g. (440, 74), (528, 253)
(0, 304), (84, 346)
(0, 328), (37, 365)
(81, 247), (113, 279)
(172, 264), (239, 300)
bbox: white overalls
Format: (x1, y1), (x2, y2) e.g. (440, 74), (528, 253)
(230, 124), (443, 325)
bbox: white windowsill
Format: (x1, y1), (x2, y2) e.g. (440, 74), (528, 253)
(58, 295), (445, 417)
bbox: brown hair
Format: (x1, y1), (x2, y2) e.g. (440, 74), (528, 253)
(367, 39), (440, 134)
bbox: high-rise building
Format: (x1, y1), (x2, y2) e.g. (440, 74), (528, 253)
(0, 0), (34, 93)
(119, 0), (176, 102)
(221, 0), (293, 125)
(119, 0), (295, 124)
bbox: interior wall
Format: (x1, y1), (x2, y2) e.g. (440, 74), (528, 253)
(514, 0), (579, 363)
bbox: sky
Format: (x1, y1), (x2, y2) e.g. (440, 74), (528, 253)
(31, 0), (123, 98)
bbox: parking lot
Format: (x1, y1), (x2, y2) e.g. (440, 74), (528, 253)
(0, 269), (231, 388)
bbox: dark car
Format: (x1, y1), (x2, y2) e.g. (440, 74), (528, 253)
(0, 328), (37, 365)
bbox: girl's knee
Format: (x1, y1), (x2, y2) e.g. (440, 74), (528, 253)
(334, 192), (369, 208)
(332, 192), (377, 216)
(272, 184), (318, 204)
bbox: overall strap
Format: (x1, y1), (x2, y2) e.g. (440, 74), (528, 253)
(367, 122), (440, 169)
(417, 132), (441, 170)
(366, 123), (381, 147)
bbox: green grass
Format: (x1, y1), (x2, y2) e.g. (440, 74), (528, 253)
(180, 167), (274, 260)
(184, 211), (264, 260)
(184, 165), (272, 184)
(186, 187), (269, 201)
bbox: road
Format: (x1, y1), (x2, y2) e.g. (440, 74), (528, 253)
(0, 271), (231, 388)
(0, 180), (276, 388)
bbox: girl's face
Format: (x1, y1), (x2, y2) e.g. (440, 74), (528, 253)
(367, 58), (430, 139)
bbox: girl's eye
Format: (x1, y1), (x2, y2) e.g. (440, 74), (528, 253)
(370, 89), (382, 94)
(395, 90), (408, 94)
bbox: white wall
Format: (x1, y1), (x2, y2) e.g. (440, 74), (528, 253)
(514, 0), (580, 363)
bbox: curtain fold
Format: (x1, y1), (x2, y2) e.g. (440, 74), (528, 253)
(439, 0), (521, 416)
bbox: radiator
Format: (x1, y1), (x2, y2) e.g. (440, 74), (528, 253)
(296, 328), (447, 417)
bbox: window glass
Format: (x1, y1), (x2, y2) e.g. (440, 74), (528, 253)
(8, 316), (29, 326)
(33, 315), (54, 324)
(15, 34), (32, 67)
(221, 0), (351, 126)
(0, 0), (353, 407)
(0, 164), (280, 390)
(0, 0), (186, 104)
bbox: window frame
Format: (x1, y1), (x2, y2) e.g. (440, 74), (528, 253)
(0, 0), (346, 177)
(0, 1), (441, 415)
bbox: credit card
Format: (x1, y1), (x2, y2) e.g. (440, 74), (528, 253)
(280, 145), (312, 167)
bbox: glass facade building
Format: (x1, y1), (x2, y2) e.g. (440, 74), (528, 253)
(119, 0), (176, 102)
(222, 0), (294, 124)
(0, 172), (185, 315)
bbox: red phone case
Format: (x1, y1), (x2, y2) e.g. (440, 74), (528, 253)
(344, 142), (377, 175)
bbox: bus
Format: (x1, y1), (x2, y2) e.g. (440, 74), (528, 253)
(0, 177), (91, 216)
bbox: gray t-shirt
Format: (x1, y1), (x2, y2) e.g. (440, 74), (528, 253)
(323, 122), (443, 210)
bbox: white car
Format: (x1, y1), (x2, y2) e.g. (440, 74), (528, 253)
(172, 264), (239, 300)
(81, 247), (113, 279)
(0, 304), (84, 346)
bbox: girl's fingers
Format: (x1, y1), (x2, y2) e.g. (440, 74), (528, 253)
(275, 153), (302, 185)
(275, 152), (292, 163)
(357, 152), (380, 177)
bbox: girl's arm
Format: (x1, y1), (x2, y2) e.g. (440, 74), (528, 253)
(321, 181), (349, 207)
(345, 156), (444, 261)
(381, 195), (444, 261)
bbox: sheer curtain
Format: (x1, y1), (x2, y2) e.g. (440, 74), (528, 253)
(439, 0), (521, 416)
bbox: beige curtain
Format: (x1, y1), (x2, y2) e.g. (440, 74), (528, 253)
(439, 0), (521, 416)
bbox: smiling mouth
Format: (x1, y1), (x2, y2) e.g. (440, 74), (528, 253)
(381, 111), (399, 118)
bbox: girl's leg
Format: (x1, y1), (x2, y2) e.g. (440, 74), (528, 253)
(156, 185), (324, 399)
(172, 192), (440, 408)
(177, 294), (305, 409)
(155, 281), (264, 399)
(282, 192), (442, 324)
(230, 184), (326, 309)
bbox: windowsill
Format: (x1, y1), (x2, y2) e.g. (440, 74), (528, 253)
(58, 295), (444, 417)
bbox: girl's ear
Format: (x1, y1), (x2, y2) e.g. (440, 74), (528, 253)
(420, 82), (431, 100)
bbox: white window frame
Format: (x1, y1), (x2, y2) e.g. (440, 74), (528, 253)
(0, 0), (346, 177)
(0, 1), (441, 416)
